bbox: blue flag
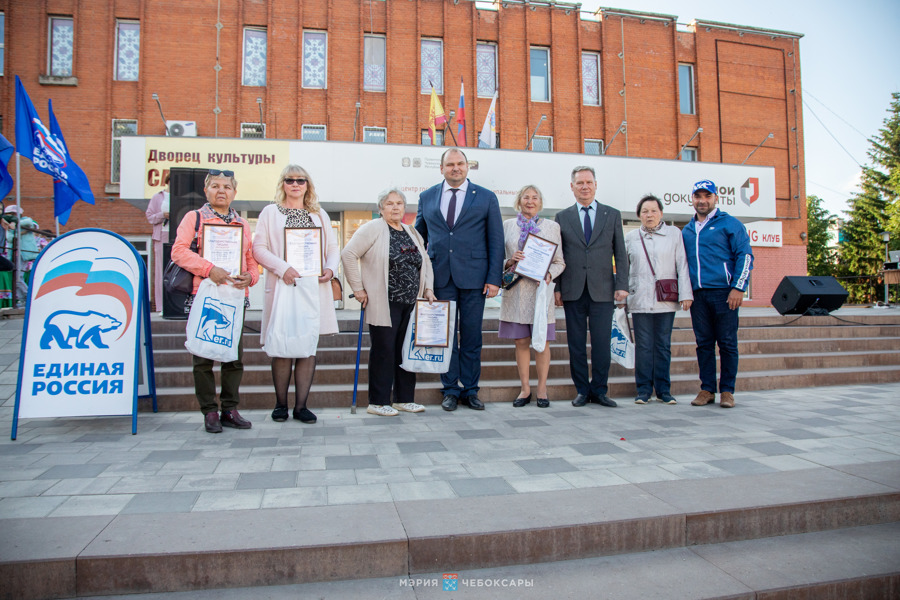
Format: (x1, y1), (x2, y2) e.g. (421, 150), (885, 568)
(0, 133), (13, 200)
(15, 76), (95, 224)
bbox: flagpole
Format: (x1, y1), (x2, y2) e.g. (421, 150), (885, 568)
(55, 218), (60, 237)
(13, 153), (22, 309)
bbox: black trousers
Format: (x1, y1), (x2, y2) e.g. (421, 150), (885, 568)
(368, 301), (416, 406)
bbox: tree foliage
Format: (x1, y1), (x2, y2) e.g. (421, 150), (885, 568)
(806, 195), (835, 276)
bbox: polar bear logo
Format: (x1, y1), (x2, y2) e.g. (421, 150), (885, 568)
(40, 310), (123, 349)
(197, 299), (234, 345)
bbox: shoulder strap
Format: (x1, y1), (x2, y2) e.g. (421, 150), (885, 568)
(194, 210), (201, 232)
(638, 233), (657, 279)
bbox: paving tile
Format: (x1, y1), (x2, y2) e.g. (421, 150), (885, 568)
(514, 457), (578, 475)
(396, 441), (447, 453)
(389, 480), (457, 502)
(558, 469), (631, 488)
(301, 427), (347, 437)
(172, 474), (240, 492)
(236, 471), (298, 490)
(107, 475), (180, 494)
(36, 463), (112, 479)
(0, 495), (69, 518)
(42, 477), (120, 496)
(505, 419), (551, 428)
(121, 492), (199, 514)
(570, 442), (629, 456)
(327, 483), (392, 505)
(448, 476), (516, 497)
(507, 473), (574, 493)
(741, 441), (802, 456)
(142, 450), (202, 463)
(609, 465), (682, 484)
(193, 490), (264, 511)
(296, 469), (357, 487)
(325, 455), (381, 470)
(229, 437), (280, 449)
(707, 458), (778, 476)
(0, 443), (41, 455)
(261, 486), (328, 508)
(49, 494), (135, 517)
(410, 464), (470, 481)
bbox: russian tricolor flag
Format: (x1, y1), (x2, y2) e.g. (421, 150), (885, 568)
(457, 78), (468, 147)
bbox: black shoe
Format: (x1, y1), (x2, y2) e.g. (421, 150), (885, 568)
(537, 398), (550, 408)
(271, 405), (289, 422)
(571, 394), (589, 407)
(442, 395), (458, 411)
(513, 393), (532, 407)
(462, 395), (485, 410)
(293, 407), (317, 423)
(591, 394), (618, 408)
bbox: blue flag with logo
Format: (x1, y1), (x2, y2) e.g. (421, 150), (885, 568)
(15, 76), (95, 225)
(0, 133), (13, 200)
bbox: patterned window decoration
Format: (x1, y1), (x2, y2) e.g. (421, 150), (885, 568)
(476, 43), (496, 98)
(363, 127), (386, 144)
(584, 139), (604, 155)
(1, 13), (6, 76)
(531, 135), (552, 153)
(420, 39), (443, 94)
(582, 53), (600, 106)
(242, 28), (267, 87)
(302, 124), (327, 141)
(49, 17), (74, 77)
(303, 31), (327, 89)
(364, 35), (386, 92)
(115, 22), (140, 81)
(421, 130), (444, 145)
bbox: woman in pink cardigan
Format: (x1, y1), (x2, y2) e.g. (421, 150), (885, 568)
(252, 165), (339, 424)
(171, 170), (259, 434)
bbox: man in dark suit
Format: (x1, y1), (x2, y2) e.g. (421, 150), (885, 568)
(554, 166), (629, 408)
(415, 148), (504, 411)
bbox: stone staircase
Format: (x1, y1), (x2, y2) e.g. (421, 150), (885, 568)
(146, 310), (900, 412)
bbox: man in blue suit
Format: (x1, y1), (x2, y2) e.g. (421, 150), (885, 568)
(415, 148), (504, 411)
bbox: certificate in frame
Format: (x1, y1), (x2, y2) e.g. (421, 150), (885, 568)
(513, 233), (558, 282)
(202, 224), (244, 277)
(284, 227), (324, 277)
(414, 300), (451, 348)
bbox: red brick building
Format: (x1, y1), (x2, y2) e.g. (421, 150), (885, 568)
(0, 0), (805, 306)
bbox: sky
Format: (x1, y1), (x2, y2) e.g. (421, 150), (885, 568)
(578, 0), (900, 218)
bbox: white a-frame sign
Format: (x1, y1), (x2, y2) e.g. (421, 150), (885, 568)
(12, 229), (157, 439)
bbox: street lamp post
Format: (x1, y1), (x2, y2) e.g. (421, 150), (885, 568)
(881, 231), (891, 306)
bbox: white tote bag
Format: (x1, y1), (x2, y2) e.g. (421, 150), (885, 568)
(263, 277), (320, 358)
(610, 307), (635, 369)
(400, 300), (457, 374)
(531, 281), (555, 353)
(184, 278), (245, 363)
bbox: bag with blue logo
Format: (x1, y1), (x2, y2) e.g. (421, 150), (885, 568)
(610, 307), (635, 369)
(400, 300), (457, 374)
(184, 278), (245, 363)
(263, 277), (320, 358)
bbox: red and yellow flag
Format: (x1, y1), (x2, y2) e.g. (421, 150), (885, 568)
(428, 86), (448, 145)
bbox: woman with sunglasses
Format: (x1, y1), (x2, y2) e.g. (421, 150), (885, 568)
(171, 169), (259, 433)
(252, 165), (339, 424)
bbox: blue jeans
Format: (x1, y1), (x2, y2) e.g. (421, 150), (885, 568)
(632, 311), (676, 398)
(563, 287), (614, 397)
(690, 288), (740, 393)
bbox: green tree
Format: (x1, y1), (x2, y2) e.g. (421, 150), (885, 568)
(806, 194), (836, 276)
(838, 93), (900, 303)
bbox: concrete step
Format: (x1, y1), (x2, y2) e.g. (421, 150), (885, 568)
(6, 463), (899, 599)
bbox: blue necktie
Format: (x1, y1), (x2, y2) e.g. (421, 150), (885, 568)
(447, 188), (459, 229)
(582, 206), (592, 244)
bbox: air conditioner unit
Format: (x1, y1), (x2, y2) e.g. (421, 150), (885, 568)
(166, 120), (197, 137)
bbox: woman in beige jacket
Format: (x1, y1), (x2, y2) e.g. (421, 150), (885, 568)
(500, 185), (565, 408)
(341, 189), (435, 417)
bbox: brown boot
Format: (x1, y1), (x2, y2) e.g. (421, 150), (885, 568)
(691, 390), (716, 406)
(720, 392), (735, 408)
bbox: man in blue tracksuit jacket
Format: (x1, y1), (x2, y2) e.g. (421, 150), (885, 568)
(681, 180), (753, 409)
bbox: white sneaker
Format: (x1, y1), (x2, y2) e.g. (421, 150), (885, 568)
(393, 402), (425, 413)
(367, 404), (399, 417)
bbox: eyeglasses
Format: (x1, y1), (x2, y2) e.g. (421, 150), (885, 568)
(208, 169), (235, 177)
(284, 178), (308, 185)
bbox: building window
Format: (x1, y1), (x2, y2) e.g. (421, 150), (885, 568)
(303, 31), (327, 88)
(681, 147), (698, 161)
(302, 124), (327, 141)
(363, 127), (386, 144)
(421, 129), (444, 145)
(242, 28), (267, 86)
(111, 119), (138, 184)
(364, 35), (386, 92)
(240, 123), (265, 139)
(0, 13), (6, 76)
(584, 139), (604, 155)
(530, 47), (550, 102)
(49, 17), (74, 77)
(531, 135), (552, 152)
(420, 39), (443, 93)
(582, 52), (600, 106)
(476, 43), (497, 98)
(114, 21), (140, 81)
(679, 64), (695, 115)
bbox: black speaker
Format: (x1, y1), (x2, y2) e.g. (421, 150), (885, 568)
(771, 276), (848, 315)
(168, 167), (208, 243)
(161, 243), (189, 320)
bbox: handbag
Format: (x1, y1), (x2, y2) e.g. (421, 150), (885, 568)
(501, 263), (522, 290)
(163, 211), (200, 295)
(331, 277), (343, 301)
(639, 233), (679, 303)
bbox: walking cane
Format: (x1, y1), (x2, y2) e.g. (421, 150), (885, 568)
(350, 294), (364, 414)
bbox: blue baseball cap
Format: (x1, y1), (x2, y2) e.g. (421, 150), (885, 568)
(692, 180), (717, 196)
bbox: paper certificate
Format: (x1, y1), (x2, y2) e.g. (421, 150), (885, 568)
(202, 224), (243, 277)
(514, 234), (558, 282)
(284, 227), (324, 277)
(414, 300), (451, 348)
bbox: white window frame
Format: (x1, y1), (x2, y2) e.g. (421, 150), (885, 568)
(111, 119), (138, 184)
(421, 129), (444, 146)
(240, 123), (265, 139)
(301, 124), (327, 141)
(242, 27), (267, 87)
(680, 147), (698, 161)
(530, 47), (551, 103)
(302, 30), (328, 89)
(678, 63), (696, 115)
(584, 139), (604, 155)
(363, 127), (387, 144)
(363, 34), (386, 93)
(48, 16), (74, 77)
(420, 38), (444, 94)
(113, 20), (140, 81)
(0, 12), (6, 77)
(581, 52), (601, 106)
(531, 135), (553, 152)
(475, 42), (497, 98)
